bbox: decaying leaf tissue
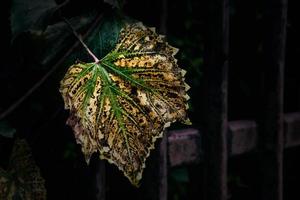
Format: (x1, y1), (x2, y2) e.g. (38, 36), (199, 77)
(60, 22), (190, 186)
(0, 139), (46, 200)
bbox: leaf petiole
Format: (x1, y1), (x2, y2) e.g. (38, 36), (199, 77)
(63, 18), (100, 63)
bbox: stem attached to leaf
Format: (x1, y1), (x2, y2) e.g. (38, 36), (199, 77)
(63, 18), (100, 63)
(0, 14), (103, 121)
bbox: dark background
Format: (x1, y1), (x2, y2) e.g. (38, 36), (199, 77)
(0, 0), (299, 199)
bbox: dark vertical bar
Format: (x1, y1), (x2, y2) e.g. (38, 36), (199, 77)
(258, 0), (287, 200)
(158, 136), (168, 200)
(157, 0), (168, 199)
(159, 0), (168, 34)
(142, 134), (168, 200)
(202, 0), (229, 199)
(94, 161), (106, 200)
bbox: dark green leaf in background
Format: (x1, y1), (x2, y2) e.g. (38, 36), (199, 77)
(104, 0), (124, 9)
(65, 13), (126, 65)
(40, 12), (98, 66)
(11, 0), (58, 38)
(0, 121), (16, 138)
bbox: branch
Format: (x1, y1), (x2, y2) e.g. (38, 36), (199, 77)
(63, 18), (100, 63)
(0, 14), (103, 121)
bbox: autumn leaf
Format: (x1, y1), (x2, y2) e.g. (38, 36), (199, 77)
(0, 139), (46, 200)
(60, 22), (191, 186)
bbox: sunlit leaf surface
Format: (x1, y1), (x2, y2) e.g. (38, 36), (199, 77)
(0, 139), (46, 200)
(60, 22), (190, 186)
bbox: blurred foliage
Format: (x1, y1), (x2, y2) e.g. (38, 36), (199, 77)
(169, 168), (189, 200)
(0, 139), (47, 200)
(104, 0), (124, 9)
(0, 121), (16, 138)
(11, 0), (58, 38)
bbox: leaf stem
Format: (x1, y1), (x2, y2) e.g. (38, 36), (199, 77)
(0, 14), (103, 121)
(63, 18), (100, 63)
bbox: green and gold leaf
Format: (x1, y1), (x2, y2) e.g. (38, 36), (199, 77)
(0, 139), (46, 200)
(60, 22), (191, 186)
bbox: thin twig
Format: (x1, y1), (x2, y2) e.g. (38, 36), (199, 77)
(63, 18), (100, 63)
(0, 14), (103, 121)
(57, 0), (70, 9)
